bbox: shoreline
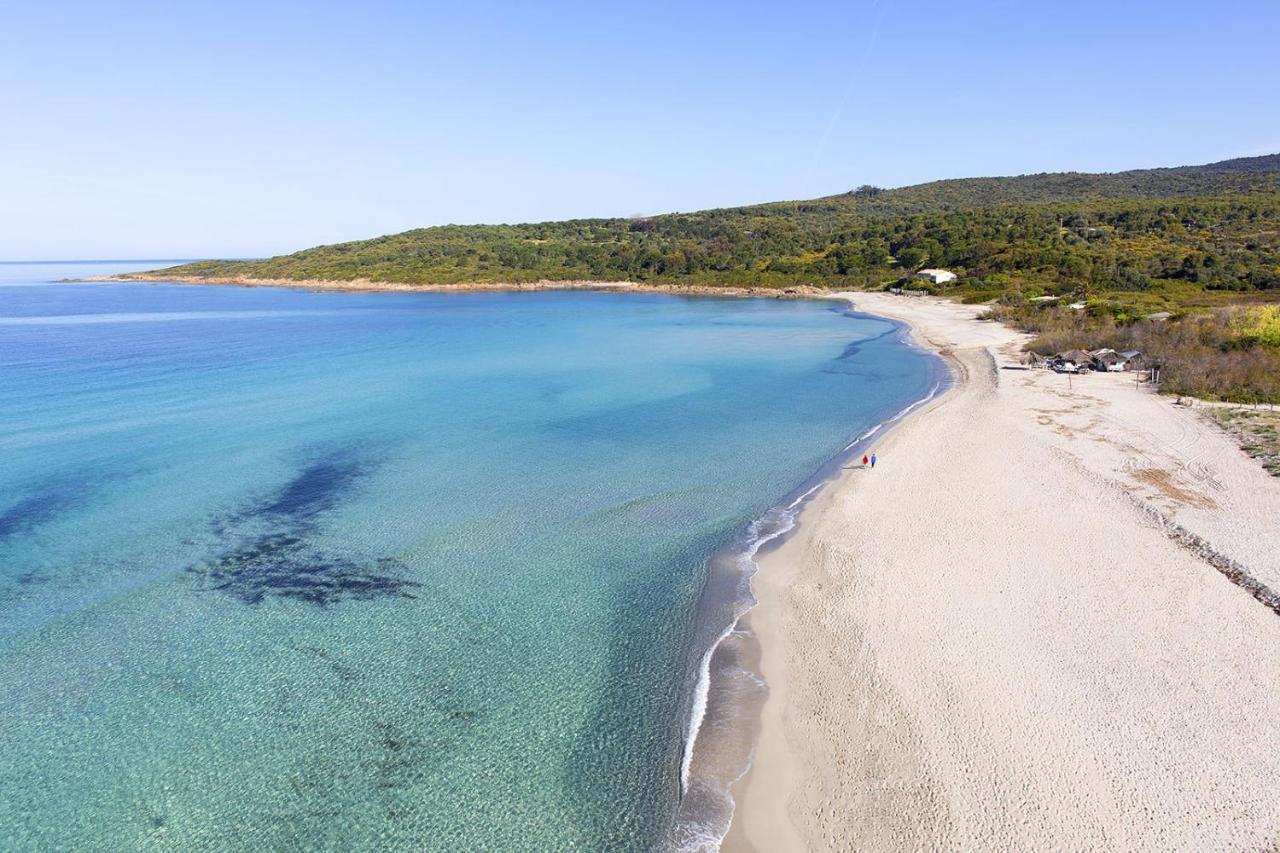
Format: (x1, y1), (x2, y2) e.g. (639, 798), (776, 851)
(73, 273), (828, 300)
(713, 294), (968, 852)
(722, 294), (984, 851)
(675, 298), (950, 852)
(725, 293), (1280, 850)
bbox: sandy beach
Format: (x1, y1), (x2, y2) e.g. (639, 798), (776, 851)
(727, 292), (1280, 851)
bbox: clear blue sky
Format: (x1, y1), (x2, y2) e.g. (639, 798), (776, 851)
(3, 0), (1278, 259)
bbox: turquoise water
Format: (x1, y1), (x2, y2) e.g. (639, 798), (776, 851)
(0, 262), (939, 851)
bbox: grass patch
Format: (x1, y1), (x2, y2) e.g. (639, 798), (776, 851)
(1205, 407), (1280, 476)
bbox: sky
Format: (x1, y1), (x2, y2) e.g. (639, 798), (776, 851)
(3, 0), (1278, 259)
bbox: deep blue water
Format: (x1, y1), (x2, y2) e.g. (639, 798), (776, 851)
(0, 262), (939, 850)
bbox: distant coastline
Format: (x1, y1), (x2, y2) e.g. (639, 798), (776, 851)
(76, 273), (827, 300)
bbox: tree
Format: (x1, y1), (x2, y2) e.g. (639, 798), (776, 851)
(897, 247), (929, 270)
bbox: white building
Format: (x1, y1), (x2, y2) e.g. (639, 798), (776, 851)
(915, 268), (957, 285)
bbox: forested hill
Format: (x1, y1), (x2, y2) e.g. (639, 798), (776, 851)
(148, 154), (1280, 304)
(847, 154), (1280, 213)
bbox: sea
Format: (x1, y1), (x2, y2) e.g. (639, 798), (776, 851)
(0, 261), (942, 851)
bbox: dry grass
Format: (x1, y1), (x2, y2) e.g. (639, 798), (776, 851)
(1205, 407), (1280, 477)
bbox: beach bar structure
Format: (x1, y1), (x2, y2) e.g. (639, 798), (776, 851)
(1091, 349), (1128, 371)
(1054, 349), (1094, 371)
(1120, 350), (1149, 370)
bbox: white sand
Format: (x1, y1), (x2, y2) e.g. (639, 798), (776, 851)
(725, 292), (1280, 851)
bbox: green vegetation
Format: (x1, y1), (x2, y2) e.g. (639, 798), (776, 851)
(153, 154), (1280, 294)
(149, 154), (1280, 401)
(987, 303), (1280, 403)
(1230, 304), (1280, 347)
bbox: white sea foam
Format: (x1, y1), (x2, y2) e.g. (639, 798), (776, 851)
(679, 479), (822, 794)
(844, 422), (883, 450)
(888, 380), (941, 422)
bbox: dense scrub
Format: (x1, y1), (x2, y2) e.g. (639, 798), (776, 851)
(150, 155), (1280, 401)
(159, 193), (1280, 301)
(156, 155), (1280, 297)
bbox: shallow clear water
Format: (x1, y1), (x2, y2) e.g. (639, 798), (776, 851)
(0, 262), (939, 850)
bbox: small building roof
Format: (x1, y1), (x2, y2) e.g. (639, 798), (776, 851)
(915, 268), (957, 282)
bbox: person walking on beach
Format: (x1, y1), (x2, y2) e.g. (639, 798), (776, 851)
(862, 454), (869, 467)
(870, 452), (877, 468)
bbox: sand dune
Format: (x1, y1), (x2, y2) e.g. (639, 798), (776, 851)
(726, 293), (1280, 851)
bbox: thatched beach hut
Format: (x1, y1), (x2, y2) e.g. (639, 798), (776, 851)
(1056, 349), (1094, 369)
